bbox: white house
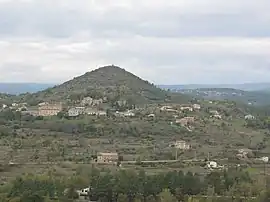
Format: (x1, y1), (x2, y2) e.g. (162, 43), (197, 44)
(193, 104), (201, 110)
(11, 103), (18, 107)
(180, 106), (193, 112)
(123, 110), (135, 117)
(259, 156), (269, 163)
(160, 106), (173, 111)
(38, 102), (49, 106)
(213, 114), (222, 119)
(77, 187), (90, 196)
(245, 114), (255, 120)
(85, 108), (106, 116)
(68, 107), (85, 117)
(174, 140), (191, 150)
(115, 110), (135, 117)
(207, 161), (218, 169)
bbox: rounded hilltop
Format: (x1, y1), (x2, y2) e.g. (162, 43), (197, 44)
(18, 65), (189, 105)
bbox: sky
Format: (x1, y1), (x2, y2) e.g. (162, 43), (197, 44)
(0, 0), (269, 85)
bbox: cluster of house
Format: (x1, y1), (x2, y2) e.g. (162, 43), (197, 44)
(159, 104), (201, 131)
(68, 107), (136, 118)
(68, 107), (106, 117)
(160, 103), (201, 113)
(67, 97), (136, 118)
(236, 148), (269, 163)
(4, 95), (136, 118)
(0, 102), (28, 112)
(80, 96), (104, 106)
(18, 102), (63, 117)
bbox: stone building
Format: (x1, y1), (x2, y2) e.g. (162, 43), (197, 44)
(38, 103), (63, 116)
(97, 152), (118, 163)
(174, 140), (191, 150)
(68, 107), (85, 117)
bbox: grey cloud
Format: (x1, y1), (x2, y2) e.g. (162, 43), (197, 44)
(0, 63), (41, 73)
(0, 0), (269, 84)
(0, 1), (269, 38)
(0, 63), (43, 82)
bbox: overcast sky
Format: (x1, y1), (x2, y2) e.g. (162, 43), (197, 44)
(0, 0), (269, 84)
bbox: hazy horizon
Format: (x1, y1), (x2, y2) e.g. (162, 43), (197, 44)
(1, 81), (270, 85)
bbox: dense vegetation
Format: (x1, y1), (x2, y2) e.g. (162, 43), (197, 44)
(1, 167), (269, 202)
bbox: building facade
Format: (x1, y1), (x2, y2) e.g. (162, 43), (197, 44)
(68, 107), (85, 117)
(193, 104), (201, 110)
(97, 152), (119, 163)
(38, 103), (63, 116)
(174, 140), (191, 150)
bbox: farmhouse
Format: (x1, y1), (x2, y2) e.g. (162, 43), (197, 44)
(38, 103), (63, 116)
(193, 104), (201, 110)
(180, 106), (193, 112)
(245, 114), (255, 120)
(174, 140), (191, 150)
(68, 107), (85, 117)
(97, 152), (118, 163)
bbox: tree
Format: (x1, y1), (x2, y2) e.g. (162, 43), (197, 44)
(175, 187), (184, 202)
(20, 191), (45, 202)
(57, 112), (65, 119)
(117, 194), (128, 202)
(159, 189), (177, 202)
(65, 186), (79, 200)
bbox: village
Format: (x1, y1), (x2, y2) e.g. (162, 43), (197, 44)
(0, 96), (265, 171)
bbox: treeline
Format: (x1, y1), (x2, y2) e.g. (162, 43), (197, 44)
(1, 167), (269, 202)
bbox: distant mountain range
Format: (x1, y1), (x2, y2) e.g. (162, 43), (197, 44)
(158, 83), (270, 106)
(159, 87), (270, 106)
(0, 83), (55, 95)
(1, 82), (270, 95)
(159, 83), (270, 92)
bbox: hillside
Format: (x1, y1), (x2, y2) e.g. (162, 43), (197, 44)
(1, 81), (270, 190)
(20, 65), (189, 105)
